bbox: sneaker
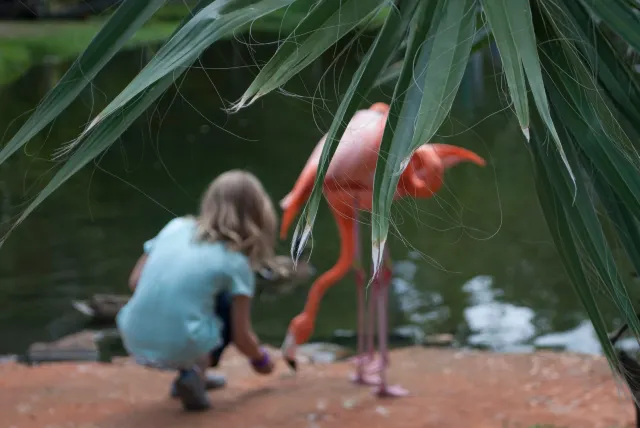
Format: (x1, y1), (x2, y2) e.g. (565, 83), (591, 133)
(173, 369), (211, 411)
(170, 372), (226, 399)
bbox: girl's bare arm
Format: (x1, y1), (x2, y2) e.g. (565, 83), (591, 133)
(231, 295), (263, 361)
(128, 253), (149, 291)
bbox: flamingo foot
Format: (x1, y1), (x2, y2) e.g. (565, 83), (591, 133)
(349, 354), (370, 365)
(350, 354), (381, 385)
(350, 354), (381, 369)
(373, 384), (409, 398)
(350, 371), (381, 386)
(363, 357), (385, 374)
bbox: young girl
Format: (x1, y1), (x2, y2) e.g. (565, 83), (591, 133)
(116, 170), (277, 411)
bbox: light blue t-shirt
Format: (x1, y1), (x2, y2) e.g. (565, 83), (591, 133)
(116, 216), (255, 367)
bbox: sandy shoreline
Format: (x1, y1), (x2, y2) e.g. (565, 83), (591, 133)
(0, 345), (634, 428)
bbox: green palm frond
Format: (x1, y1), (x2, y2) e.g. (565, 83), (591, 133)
(3, 0), (640, 370)
(372, 0), (478, 272)
(230, 0), (387, 111)
(289, 0), (420, 261)
(581, 0), (640, 52)
(0, 0), (168, 165)
(0, 0), (296, 242)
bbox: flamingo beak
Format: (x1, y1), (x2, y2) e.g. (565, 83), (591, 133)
(281, 332), (298, 372)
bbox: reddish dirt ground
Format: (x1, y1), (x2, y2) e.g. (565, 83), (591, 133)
(0, 346), (635, 428)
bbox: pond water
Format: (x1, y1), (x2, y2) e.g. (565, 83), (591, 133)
(0, 35), (632, 357)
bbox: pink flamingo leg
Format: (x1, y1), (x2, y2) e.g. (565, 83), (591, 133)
(350, 204), (380, 386)
(361, 269), (386, 375)
(372, 249), (408, 397)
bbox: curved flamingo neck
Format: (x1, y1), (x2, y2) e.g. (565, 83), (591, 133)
(398, 149), (443, 198)
(301, 206), (355, 322)
(369, 102), (390, 115)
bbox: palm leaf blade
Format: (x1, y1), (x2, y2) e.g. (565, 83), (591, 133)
(530, 132), (618, 365)
(374, 26), (491, 89)
(591, 170), (640, 285)
(0, 0), (168, 164)
(371, 0), (477, 273)
(0, 0), (296, 245)
(480, 0), (529, 137)
(534, 114), (640, 341)
(231, 0), (385, 110)
(535, 2), (640, 230)
(290, 0), (421, 260)
(509, 0), (576, 188)
(562, 0), (640, 127)
(530, 0), (640, 347)
(74, 0), (296, 148)
(580, 0), (640, 52)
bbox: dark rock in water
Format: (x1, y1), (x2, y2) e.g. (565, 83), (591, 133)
(332, 329), (355, 339)
(423, 333), (455, 347)
(332, 326), (421, 347)
(391, 325), (425, 345)
(27, 330), (100, 364)
(94, 328), (126, 362)
(330, 329), (357, 347)
(94, 328), (121, 341)
(0, 354), (17, 364)
(331, 327), (454, 349)
(255, 256), (315, 299)
(72, 294), (129, 324)
(296, 342), (352, 364)
(72, 256), (315, 323)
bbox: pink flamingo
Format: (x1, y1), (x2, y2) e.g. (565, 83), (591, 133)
(280, 102), (486, 397)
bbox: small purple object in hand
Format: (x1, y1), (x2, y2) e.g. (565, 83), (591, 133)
(251, 348), (271, 370)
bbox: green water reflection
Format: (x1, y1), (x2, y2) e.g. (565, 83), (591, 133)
(0, 37), (630, 357)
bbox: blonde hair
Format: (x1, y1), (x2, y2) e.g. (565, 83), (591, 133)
(196, 169), (277, 268)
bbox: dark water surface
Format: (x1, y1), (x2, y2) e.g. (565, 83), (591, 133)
(0, 37), (633, 357)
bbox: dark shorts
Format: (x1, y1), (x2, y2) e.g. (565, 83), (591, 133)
(210, 291), (232, 367)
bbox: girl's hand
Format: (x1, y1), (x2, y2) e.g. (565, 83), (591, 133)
(250, 348), (274, 375)
(232, 295), (272, 368)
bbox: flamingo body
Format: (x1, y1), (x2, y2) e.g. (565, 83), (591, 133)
(280, 108), (385, 215)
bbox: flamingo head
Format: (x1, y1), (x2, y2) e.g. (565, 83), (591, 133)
(281, 313), (314, 372)
(402, 144), (486, 198)
(369, 102), (390, 116)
